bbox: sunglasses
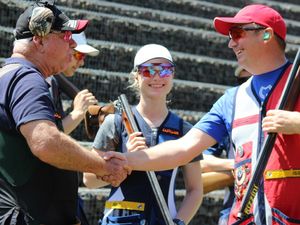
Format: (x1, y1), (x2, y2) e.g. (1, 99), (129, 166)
(137, 63), (175, 78)
(229, 26), (265, 42)
(73, 51), (86, 61)
(50, 30), (72, 42)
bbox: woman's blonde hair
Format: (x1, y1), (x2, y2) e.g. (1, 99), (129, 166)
(127, 67), (140, 97)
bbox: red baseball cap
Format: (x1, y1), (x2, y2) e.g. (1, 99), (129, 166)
(214, 4), (286, 41)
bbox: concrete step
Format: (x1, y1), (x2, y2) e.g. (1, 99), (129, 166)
(105, 0), (300, 27)
(205, 0), (300, 21)
(267, 0), (299, 4)
(56, 0), (214, 30)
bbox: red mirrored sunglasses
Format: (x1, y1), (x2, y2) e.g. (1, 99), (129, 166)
(73, 51), (86, 61)
(229, 26), (265, 42)
(137, 63), (175, 78)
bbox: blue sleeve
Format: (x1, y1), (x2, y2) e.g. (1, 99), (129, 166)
(203, 136), (230, 157)
(9, 72), (55, 129)
(203, 144), (223, 156)
(193, 87), (237, 143)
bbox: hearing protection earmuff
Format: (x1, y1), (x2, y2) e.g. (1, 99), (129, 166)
(28, 0), (55, 37)
(263, 32), (270, 40)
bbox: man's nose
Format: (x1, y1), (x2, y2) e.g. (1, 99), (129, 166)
(69, 38), (77, 48)
(228, 38), (237, 49)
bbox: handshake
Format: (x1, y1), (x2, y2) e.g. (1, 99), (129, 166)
(96, 151), (132, 187)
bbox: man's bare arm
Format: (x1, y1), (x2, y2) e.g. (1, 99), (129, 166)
(20, 120), (128, 185)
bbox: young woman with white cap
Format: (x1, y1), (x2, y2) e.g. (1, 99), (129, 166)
(84, 44), (203, 225)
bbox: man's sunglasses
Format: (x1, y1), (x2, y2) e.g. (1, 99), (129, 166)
(137, 63), (175, 78)
(229, 26), (265, 42)
(73, 51), (86, 61)
(50, 30), (72, 42)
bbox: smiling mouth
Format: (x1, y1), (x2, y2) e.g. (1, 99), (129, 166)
(149, 84), (165, 88)
(236, 50), (243, 56)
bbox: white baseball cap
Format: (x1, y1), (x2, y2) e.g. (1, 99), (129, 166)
(134, 44), (173, 67)
(72, 32), (99, 56)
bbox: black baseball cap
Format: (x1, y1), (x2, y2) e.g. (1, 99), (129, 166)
(14, 0), (88, 40)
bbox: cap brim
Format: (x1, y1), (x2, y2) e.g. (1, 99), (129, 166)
(75, 44), (100, 56)
(62, 20), (89, 33)
(135, 58), (174, 67)
(214, 17), (253, 35)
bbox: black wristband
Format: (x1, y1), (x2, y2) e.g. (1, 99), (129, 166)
(173, 218), (186, 225)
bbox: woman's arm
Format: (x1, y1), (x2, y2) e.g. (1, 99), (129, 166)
(175, 161), (203, 224)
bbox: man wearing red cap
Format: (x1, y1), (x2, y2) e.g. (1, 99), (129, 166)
(0, 1), (128, 224)
(213, 5), (298, 225)
(107, 4), (300, 225)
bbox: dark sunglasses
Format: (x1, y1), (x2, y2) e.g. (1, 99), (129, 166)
(137, 63), (175, 78)
(73, 51), (86, 61)
(229, 26), (265, 42)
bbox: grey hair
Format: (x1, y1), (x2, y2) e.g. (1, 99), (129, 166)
(13, 37), (32, 47)
(13, 38), (33, 55)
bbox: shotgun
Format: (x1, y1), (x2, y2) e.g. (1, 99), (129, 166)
(237, 48), (300, 221)
(116, 94), (174, 225)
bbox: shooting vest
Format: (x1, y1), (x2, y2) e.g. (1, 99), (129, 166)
(102, 108), (183, 225)
(0, 63), (78, 225)
(229, 64), (300, 225)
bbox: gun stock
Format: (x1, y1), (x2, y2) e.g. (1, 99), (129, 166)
(117, 94), (174, 225)
(202, 171), (234, 194)
(55, 74), (80, 99)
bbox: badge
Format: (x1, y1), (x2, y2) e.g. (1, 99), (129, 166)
(237, 145), (244, 157)
(234, 164), (251, 199)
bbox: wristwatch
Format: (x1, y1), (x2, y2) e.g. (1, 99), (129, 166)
(173, 218), (186, 225)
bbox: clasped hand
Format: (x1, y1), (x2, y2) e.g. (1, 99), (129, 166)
(100, 132), (146, 186)
(262, 109), (300, 134)
(97, 152), (131, 187)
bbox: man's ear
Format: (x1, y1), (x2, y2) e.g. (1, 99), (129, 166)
(263, 32), (270, 40)
(263, 28), (273, 41)
(32, 36), (45, 52)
